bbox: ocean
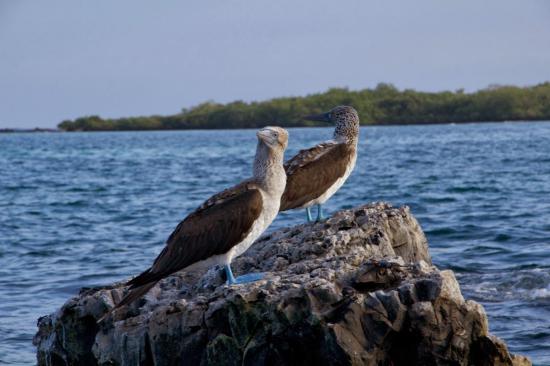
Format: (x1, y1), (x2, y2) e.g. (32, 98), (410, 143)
(1, 122), (549, 365)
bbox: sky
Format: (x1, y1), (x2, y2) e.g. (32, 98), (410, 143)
(1, 1), (549, 128)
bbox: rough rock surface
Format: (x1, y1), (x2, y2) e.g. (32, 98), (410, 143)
(34, 202), (531, 366)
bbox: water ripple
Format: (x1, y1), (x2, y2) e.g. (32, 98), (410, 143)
(1, 122), (550, 364)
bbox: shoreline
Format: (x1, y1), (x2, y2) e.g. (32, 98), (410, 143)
(2, 119), (549, 134)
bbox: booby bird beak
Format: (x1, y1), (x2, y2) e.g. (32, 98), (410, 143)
(303, 112), (332, 123)
(257, 128), (272, 142)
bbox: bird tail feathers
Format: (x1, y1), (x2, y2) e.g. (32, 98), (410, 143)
(97, 281), (157, 323)
(126, 268), (157, 288)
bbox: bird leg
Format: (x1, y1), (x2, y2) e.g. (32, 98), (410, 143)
(224, 264), (237, 284)
(316, 204), (325, 222)
(306, 207), (313, 222)
(224, 264), (265, 285)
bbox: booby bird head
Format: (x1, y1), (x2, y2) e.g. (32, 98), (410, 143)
(303, 105), (359, 125)
(257, 126), (289, 150)
(304, 106), (360, 142)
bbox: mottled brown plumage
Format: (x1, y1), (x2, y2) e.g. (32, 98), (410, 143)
(280, 142), (355, 210)
(280, 106), (360, 215)
(115, 181), (263, 310)
(129, 181), (263, 287)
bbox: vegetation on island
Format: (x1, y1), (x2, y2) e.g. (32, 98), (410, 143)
(58, 82), (550, 131)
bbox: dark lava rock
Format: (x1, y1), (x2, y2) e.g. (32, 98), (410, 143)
(34, 202), (531, 366)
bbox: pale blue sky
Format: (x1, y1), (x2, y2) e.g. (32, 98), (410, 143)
(1, 0), (549, 128)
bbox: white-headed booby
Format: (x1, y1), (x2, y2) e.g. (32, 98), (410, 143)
(280, 106), (359, 222)
(103, 127), (288, 318)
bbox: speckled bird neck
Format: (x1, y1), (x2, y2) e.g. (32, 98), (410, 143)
(332, 106), (360, 144)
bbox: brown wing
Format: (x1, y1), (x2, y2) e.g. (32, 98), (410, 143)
(280, 142), (353, 211)
(127, 181), (263, 288)
(284, 141), (339, 176)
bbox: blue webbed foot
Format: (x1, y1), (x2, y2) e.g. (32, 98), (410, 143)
(233, 272), (265, 284)
(225, 264), (265, 285)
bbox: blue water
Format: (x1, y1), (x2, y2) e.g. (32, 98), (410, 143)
(1, 123), (549, 365)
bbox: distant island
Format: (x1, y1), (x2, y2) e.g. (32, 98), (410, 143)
(0, 128), (59, 133)
(58, 82), (550, 131)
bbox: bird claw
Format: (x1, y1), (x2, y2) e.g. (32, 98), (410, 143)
(315, 215), (327, 223)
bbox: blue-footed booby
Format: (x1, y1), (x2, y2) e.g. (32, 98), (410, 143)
(103, 127), (288, 318)
(280, 106), (359, 222)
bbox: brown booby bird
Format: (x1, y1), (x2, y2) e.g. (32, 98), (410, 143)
(280, 106), (359, 222)
(101, 127), (288, 320)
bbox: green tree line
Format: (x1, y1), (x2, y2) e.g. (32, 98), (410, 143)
(58, 82), (550, 131)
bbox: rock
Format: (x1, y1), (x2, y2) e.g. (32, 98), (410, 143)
(34, 202), (530, 365)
